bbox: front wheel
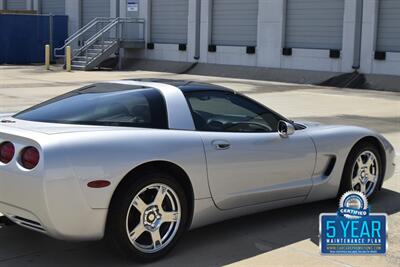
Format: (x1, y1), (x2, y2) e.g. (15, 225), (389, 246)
(340, 142), (382, 198)
(106, 173), (188, 262)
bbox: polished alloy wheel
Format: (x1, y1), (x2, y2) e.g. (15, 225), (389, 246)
(125, 183), (181, 254)
(351, 150), (379, 197)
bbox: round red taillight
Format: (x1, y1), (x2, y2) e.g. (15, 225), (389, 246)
(0, 142), (15, 164)
(20, 147), (40, 170)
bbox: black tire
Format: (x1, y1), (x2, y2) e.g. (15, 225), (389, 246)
(106, 172), (189, 262)
(339, 141), (383, 199)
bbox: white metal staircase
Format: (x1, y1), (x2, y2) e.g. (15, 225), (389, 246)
(54, 17), (145, 70)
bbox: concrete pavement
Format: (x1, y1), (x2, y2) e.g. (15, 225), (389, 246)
(0, 65), (399, 266)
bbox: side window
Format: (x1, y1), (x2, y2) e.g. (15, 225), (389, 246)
(185, 91), (280, 132)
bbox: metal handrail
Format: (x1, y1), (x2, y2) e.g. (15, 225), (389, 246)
(54, 17), (114, 58)
(72, 19), (119, 60)
(65, 17), (105, 43)
(75, 18), (119, 54)
(72, 18), (145, 59)
(77, 21), (120, 64)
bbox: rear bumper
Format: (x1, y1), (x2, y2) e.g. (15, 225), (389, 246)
(0, 168), (108, 241)
(0, 123), (110, 241)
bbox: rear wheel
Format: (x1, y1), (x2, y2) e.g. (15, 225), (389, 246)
(106, 173), (188, 262)
(340, 142), (382, 199)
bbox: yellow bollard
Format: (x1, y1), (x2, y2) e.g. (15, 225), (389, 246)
(66, 46), (72, 72)
(45, 44), (50, 70)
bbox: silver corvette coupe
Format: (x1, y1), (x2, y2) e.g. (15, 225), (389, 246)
(0, 79), (395, 261)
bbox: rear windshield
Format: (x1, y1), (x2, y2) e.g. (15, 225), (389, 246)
(14, 84), (168, 129)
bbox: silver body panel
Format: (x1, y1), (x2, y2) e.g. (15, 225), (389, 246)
(0, 81), (395, 240)
(199, 130), (315, 210)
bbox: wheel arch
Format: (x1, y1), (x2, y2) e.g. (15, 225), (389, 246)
(108, 160), (195, 231)
(340, 135), (387, 194)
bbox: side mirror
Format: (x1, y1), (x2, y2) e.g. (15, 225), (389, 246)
(278, 120), (295, 138)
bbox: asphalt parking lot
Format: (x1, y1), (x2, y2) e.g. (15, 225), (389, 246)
(0, 65), (399, 266)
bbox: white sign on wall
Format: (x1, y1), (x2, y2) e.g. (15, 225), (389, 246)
(127, 0), (138, 12)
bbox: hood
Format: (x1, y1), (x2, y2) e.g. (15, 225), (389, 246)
(295, 120), (323, 128)
(295, 120), (362, 131)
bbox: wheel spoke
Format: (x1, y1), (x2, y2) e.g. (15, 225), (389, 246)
(359, 182), (366, 194)
(151, 229), (162, 249)
(132, 196), (147, 213)
(368, 173), (377, 183)
(162, 211), (179, 223)
(370, 165), (377, 176)
(153, 186), (167, 206)
(365, 153), (374, 167)
(129, 223), (146, 241)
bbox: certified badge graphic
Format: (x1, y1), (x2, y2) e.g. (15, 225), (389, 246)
(320, 191), (387, 255)
(338, 191), (369, 219)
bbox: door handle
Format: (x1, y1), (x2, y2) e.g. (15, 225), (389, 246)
(212, 140), (231, 150)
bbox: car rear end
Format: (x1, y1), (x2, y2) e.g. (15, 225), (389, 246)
(0, 124), (48, 228)
(0, 83), (177, 241)
(0, 121), (108, 240)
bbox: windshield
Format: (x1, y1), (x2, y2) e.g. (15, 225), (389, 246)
(14, 84), (168, 129)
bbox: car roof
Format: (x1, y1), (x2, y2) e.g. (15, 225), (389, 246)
(123, 78), (234, 93)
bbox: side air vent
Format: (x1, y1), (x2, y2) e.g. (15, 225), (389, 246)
(323, 156), (337, 177)
(11, 216), (45, 232)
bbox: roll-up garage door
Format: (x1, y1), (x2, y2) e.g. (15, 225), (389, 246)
(81, 0), (110, 26)
(151, 0), (189, 44)
(41, 0), (65, 15)
(376, 0), (400, 52)
(211, 0), (258, 46)
(285, 0), (345, 50)
(5, 0), (26, 10)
